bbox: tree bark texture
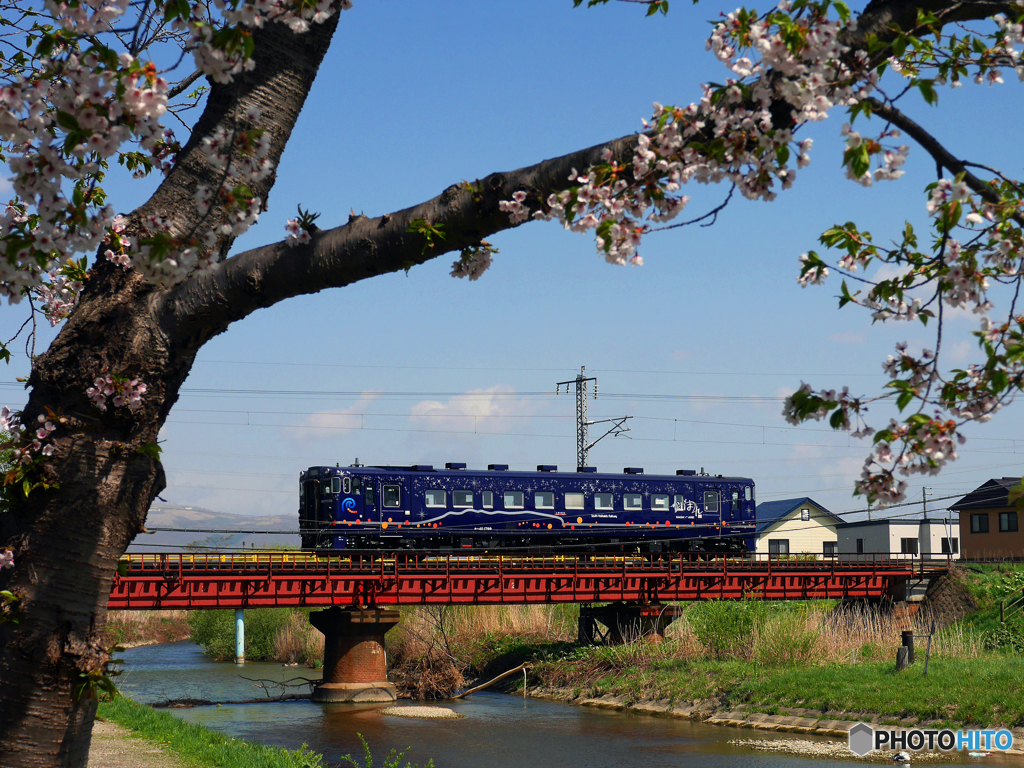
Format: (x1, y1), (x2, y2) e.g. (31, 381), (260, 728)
(0, 0), (1014, 764)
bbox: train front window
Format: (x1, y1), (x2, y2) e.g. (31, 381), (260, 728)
(383, 485), (401, 508)
(343, 477), (352, 494)
(594, 493), (613, 510)
(535, 491), (554, 509)
(503, 491), (524, 509)
(703, 491), (719, 514)
(565, 492), (584, 509)
(652, 494), (669, 510)
(624, 494), (642, 510)
(745, 486), (752, 502)
(425, 489), (446, 507)
(453, 490), (473, 507)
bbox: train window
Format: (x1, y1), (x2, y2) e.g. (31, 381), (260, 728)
(745, 486), (752, 502)
(651, 494), (669, 510)
(673, 495), (686, 511)
(594, 493), (613, 510)
(383, 485), (401, 507)
(565, 492), (584, 509)
(482, 491), (493, 508)
(343, 477), (352, 494)
(332, 477), (342, 494)
(732, 491), (740, 509)
(504, 490), (524, 508)
(535, 491), (554, 509)
(425, 489), (446, 507)
(703, 491), (719, 514)
(624, 494), (642, 510)
(365, 485), (375, 506)
(453, 490), (473, 507)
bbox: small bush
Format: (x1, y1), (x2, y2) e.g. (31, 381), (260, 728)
(189, 608), (295, 661)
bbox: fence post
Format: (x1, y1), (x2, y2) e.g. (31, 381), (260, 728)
(896, 645), (909, 671)
(901, 629), (915, 664)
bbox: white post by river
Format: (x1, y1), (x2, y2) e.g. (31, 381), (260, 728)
(234, 608), (245, 664)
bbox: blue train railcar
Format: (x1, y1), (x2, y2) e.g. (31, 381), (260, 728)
(299, 463), (757, 553)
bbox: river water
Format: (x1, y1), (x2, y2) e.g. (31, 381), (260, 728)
(119, 642), (1021, 767)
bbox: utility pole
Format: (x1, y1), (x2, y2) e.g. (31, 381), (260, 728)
(556, 366), (631, 468)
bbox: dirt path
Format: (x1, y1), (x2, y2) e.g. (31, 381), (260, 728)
(89, 721), (181, 768)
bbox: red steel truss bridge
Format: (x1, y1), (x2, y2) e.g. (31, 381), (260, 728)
(108, 551), (941, 610)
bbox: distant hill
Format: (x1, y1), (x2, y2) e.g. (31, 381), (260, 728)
(130, 504), (300, 551)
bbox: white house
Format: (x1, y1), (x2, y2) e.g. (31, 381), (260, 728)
(754, 497), (843, 556)
(836, 517), (960, 560)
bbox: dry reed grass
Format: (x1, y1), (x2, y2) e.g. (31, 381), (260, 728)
(104, 610), (191, 647)
(271, 611), (324, 667)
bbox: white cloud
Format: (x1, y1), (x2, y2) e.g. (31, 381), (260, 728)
(409, 385), (540, 430)
(285, 392), (380, 440)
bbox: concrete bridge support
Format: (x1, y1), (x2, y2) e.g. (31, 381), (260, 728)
(309, 606), (400, 703)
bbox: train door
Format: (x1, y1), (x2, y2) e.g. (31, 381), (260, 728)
(726, 486), (742, 522)
(379, 475), (404, 535)
(701, 485), (721, 525)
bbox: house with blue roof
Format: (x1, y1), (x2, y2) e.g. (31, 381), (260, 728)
(754, 497), (844, 556)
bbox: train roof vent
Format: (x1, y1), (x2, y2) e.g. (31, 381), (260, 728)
(445, 462), (467, 470)
(676, 469), (696, 476)
(577, 466), (597, 473)
(537, 465), (557, 472)
(410, 464), (434, 471)
(488, 464), (509, 471)
(624, 467), (644, 475)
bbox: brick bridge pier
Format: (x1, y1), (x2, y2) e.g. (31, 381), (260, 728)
(309, 607), (400, 703)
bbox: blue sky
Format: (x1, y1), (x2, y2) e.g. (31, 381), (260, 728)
(2, 0), (1022, 523)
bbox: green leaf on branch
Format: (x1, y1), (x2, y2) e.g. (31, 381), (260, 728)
(916, 79), (938, 105)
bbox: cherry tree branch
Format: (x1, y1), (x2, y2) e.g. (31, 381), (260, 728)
(866, 96), (1024, 227)
(159, 134), (639, 347)
(159, 0), (1021, 349)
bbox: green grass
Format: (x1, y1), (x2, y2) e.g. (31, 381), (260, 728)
(97, 696), (324, 768)
(534, 651), (1024, 727)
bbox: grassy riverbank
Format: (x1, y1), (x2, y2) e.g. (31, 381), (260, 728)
(97, 696), (325, 768)
(386, 564), (1024, 727)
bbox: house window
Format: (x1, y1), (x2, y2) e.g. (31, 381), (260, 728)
(768, 539), (789, 556)
(453, 490), (473, 508)
(383, 485), (401, 508)
(941, 537), (959, 554)
(856, 538), (864, 554)
(901, 538), (919, 555)
(565, 492), (584, 509)
(425, 489), (446, 508)
(970, 514), (989, 533)
(999, 511), (1018, 533)
(801, 508), (810, 522)
(823, 541), (838, 556)
(535, 491), (554, 509)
